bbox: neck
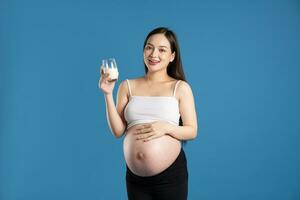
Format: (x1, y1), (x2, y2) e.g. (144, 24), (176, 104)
(145, 70), (170, 83)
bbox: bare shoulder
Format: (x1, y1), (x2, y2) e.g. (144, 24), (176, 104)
(177, 80), (193, 93)
(119, 77), (140, 88)
(176, 80), (194, 101)
(118, 77), (142, 98)
(118, 79), (128, 90)
(117, 79), (130, 99)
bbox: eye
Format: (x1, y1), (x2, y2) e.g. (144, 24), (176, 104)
(159, 49), (166, 53)
(145, 46), (153, 50)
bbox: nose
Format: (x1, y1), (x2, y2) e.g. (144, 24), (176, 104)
(150, 48), (159, 57)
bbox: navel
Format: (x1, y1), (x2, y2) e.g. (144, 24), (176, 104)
(136, 152), (145, 160)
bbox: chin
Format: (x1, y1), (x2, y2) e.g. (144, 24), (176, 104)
(147, 67), (163, 73)
(146, 64), (166, 72)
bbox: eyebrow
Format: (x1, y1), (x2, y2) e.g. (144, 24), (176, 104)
(146, 43), (169, 49)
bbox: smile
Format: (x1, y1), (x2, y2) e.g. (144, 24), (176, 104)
(148, 59), (160, 65)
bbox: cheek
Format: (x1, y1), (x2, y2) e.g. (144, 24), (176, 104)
(143, 51), (148, 59)
(160, 54), (171, 61)
(144, 50), (151, 58)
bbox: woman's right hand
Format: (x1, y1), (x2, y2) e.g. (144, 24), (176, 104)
(98, 66), (117, 95)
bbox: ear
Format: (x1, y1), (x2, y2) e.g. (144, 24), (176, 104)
(170, 51), (175, 62)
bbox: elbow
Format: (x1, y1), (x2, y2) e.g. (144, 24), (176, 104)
(112, 127), (126, 139)
(114, 131), (124, 138)
(113, 134), (122, 139)
(109, 122), (126, 139)
(190, 127), (198, 140)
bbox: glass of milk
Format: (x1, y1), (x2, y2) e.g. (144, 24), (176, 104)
(102, 58), (119, 82)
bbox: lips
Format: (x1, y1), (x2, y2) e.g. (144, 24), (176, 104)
(148, 59), (160, 65)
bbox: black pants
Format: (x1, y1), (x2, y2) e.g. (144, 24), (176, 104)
(126, 148), (188, 200)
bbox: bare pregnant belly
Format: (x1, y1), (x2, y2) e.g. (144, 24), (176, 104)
(123, 123), (182, 177)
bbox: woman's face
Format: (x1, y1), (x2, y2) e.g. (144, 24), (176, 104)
(143, 33), (175, 72)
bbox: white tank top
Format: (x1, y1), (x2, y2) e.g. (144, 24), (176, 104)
(124, 79), (181, 130)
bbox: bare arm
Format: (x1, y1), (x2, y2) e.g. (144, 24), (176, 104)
(166, 81), (198, 140)
(100, 77), (129, 138)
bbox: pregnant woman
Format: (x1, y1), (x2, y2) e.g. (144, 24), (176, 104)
(99, 27), (198, 200)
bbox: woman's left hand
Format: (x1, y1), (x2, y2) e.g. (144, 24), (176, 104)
(134, 121), (170, 142)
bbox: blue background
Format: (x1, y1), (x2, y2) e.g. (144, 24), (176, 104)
(1, 0), (300, 199)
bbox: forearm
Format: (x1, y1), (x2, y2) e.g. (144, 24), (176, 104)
(165, 123), (197, 141)
(104, 94), (126, 138)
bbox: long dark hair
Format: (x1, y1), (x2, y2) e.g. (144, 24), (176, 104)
(143, 27), (188, 146)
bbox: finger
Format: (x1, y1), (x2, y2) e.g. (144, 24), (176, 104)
(101, 67), (110, 77)
(144, 134), (161, 142)
(136, 124), (151, 131)
(102, 74), (109, 79)
(100, 76), (110, 84)
(135, 129), (143, 135)
(137, 133), (154, 140)
(107, 77), (115, 82)
(140, 124), (151, 128)
(143, 123), (152, 128)
(136, 132), (154, 140)
(135, 126), (143, 131)
(143, 127), (153, 133)
(135, 127), (152, 135)
(100, 66), (105, 75)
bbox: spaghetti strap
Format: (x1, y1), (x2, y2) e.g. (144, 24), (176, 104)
(173, 80), (181, 97)
(126, 79), (132, 97)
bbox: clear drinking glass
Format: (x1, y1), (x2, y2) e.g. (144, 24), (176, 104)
(102, 58), (119, 82)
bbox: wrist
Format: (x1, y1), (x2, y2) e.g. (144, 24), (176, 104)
(104, 93), (114, 103)
(104, 93), (113, 98)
